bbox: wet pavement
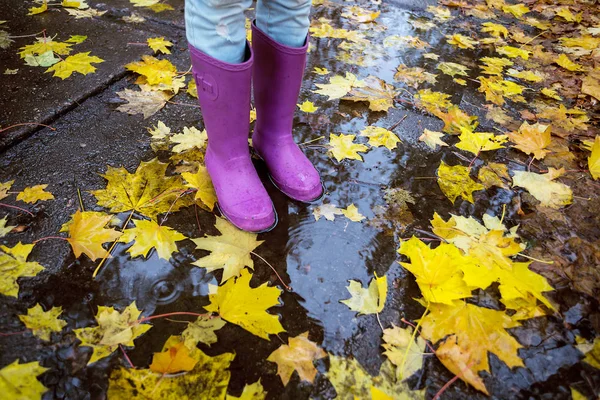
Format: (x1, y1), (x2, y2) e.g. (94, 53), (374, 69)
(1, 0), (600, 399)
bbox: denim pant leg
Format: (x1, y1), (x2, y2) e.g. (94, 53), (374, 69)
(185, 0), (252, 64)
(256, 0), (312, 48)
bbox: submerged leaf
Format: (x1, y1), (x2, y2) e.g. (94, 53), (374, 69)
(267, 332), (326, 386)
(437, 161), (484, 203)
(341, 274), (387, 315)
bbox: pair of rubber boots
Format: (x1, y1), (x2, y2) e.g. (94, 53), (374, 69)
(188, 21), (322, 233)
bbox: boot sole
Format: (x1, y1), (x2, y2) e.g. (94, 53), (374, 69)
(215, 202), (278, 234)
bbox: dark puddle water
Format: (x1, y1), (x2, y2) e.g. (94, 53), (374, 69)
(1, 1), (600, 399)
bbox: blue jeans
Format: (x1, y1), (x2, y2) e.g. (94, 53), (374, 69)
(185, 0), (311, 64)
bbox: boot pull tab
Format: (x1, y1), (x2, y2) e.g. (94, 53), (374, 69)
(194, 72), (219, 101)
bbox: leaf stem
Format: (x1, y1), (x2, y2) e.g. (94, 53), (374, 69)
(250, 251), (292, 291)
(0, 122), (56, 134)
(399, 302), (429, 380)
(33, 236), (68, 244)
(135, 311), (209, 324)
(119, 344), (135, 368)
(0, 203), (34, 216)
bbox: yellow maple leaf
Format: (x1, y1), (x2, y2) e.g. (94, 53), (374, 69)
(478, 162), (510, 188)
(149, 3), (174, 12)
(506, 68), (544, 82)
(560, 36), (600, 50)
(394, 65), (438, 87)
(297, 100), (319, 113)
(182, 166), (216, 210)
(267, 332), (326, 386)
(381, 324), (426, 379)
(0, 243), (45, 298)
(0, 180), (14, 201)
(446, 33), (478, 49)
(588, 135), (600, 180)
(481, 22), (508, 38)
(170, 126), (207, 153)
(150, 336), (198, 374)
(313, 66), (329, 75)
(497, 45), (530, 59)
(181, 315), (226, 349)
(0, 216), (15, 238)
(46, 52), (104, 79)
(16, 184), (54, 203)
(125, 55), (177, 86)
(18, 303), (67, 341)
(60, 210), (122, 261)
(455, 128), (508, 155)
(480, 57), (513, 76)
(512, 170), (572, 209)
(555, 7), (582, 23)
(438, 106), (478, 135)
(540, 87), (562, 100)
(119, 219), (185, 260)
(555, 53), (584, 72)
(507, 121), (552, 159)
(582, 70), (600, 101)
(204, 268), (284, 340)
(309, 20), (366, 42)
(19, 37), (72, 59)
(92, 158), (191, 220)
(0, 360), (49, 399)
(186, 78), (198, 98)
(419, 129), (448, 149)
(360, 126), (401, 150)
(314, 72), (365, 100)
(341, 273), (387, 315)
(192, 217), (264, 283)
(502, 3), (529, 17)
(341, 204), (365, 222)
(414, 89), (452, 115)
(342, 75), (397, 112)
(399, 237), (476, 305)
(147, 36), (173, 54)
(437, 161), (484, 203)
(478, 76), (525, 106)
(74, 302), (151, 365)
(109, 346), (233, 397)
(420, 301), (523, 394)
(437, 61), (469, 77)
(328, 133), (369, 162)
(327, 355), (422, 399)
(28, 1), (48, 15)
(341, 6), (380, 23)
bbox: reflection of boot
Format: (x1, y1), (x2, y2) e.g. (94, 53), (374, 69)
(251, 22), (323, 203)
(189, 43), (276, 232)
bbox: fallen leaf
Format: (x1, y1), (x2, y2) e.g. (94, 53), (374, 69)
(328, 133), (369, 162)
(455, 129), (508, 155)
(170, 126), (207, 153)
(437, 62), (469, 77)
(116, 88), (173, 118)
(147, 37), (173, 54)
(314, 72), (365, 100)
(182, 166), (216, 210)
(313, 204), (344, 221)
(477, 162), (510, 188)
(497, 45), (530, 60)
(481, 22), (508, 38)
(181, 315), (226, 349)
(0, 360), (49, 399)
(512, 170), (572, 208)
(92, 158), (191, 220)
(342, 76), (398, 112)
(341, 204), (365, 222)
(74, 302), (151, 365)
(419, 129), (448, 149)
(204, 268), (284, 340)
(0, 216), (15, 237)
(555, 53), (584, 72)
(341, 273), (387, 315)
(446, 33), (478, 49)
(267, 332), (326, 386)
(16, 184), (54, 203)
(588, 136), (600, 180)
(192, 217), (263, 283)
(360, 126), (401, 150)
(298, 100), (319, 113)
(507, 122), (552, 159)
(150, 336), (198, 374)
(18, 303), (67, 341)
(581, 71), (600, 101)
(227, 381), (267, 400)
(60, 210), (122, 261)
(502, 3), (529, 17)
(437, 161), (484, 203)
(420, 301), (523, 394)
(313, 67), (329, 75)
(46, 52), (104, 79)
(119, 219), (186, 260)
(438, 106), (479, 134)
(125, 55), (177, 86)
(382, 324), (426, 379)
(0, 242), (45, 297)
(19, 37), (72, 59)
(0, 180), (13, 200)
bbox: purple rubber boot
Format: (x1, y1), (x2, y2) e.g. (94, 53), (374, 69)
(251, 21), (324, 203)
(189, 43), (276, 232)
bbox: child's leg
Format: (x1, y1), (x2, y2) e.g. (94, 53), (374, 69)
(255, 0), (312, 48)
(251, 0), (323, 203)
(186, 0), (277, 232)
(185, 0), (252, 64)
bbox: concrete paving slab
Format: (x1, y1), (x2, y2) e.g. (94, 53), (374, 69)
(0, 1), (184, 149)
